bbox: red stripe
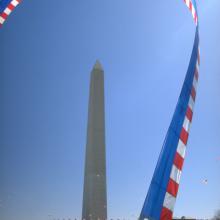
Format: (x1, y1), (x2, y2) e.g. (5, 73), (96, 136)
(160, 207), (173, 220)
(194, 13), (198, 23)
(180, 127), (189, 145)
(186, 106), (193, 122)
(174, 152), (184, 170)
(195, 68), (199, 81)
(1, 12), (8, 19)
(167, 178), (179, 197)
(191, 86), (196, 101)
(189, 1), (192, 11)
(8, 3), (15, 10)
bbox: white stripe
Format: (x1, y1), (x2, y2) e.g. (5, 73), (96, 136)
(170, 165), (182, 184)
(185, 0), (190, 8)
(4, 7), (12, 15)
(11, 0), (19, 7)
(163, 192), (176, 212)
(188, 96), (195, 111)
(183, 116), (191, 132)
(0, 16), (5, 24)
(177, 140), (186, 159)
(193, 77), (198, 90)
(192, 9), (197, 26)
(191, 6), (196, 19)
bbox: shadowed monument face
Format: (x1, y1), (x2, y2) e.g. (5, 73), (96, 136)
(82, 61), (107, 220)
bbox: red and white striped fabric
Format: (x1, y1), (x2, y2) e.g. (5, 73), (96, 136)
(160, 1), (200, 219)
(0, 0), (21, 26)
(161, 54), (200, 219)
(184, 0), (198, 25)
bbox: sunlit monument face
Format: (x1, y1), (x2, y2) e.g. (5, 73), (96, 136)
(82, 61), (107, 220)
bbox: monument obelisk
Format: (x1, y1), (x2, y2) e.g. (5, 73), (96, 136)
(82, 60), (107, 220)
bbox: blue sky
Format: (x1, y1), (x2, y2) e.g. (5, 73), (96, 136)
(0, 1), (219, 220)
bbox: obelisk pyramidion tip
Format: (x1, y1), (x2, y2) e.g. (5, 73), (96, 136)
(93, 60), (103, 71)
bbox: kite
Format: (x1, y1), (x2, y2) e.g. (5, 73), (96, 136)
(140, 1), (200, 220)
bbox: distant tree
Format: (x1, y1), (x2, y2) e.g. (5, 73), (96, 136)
(213, 209), (220, 220)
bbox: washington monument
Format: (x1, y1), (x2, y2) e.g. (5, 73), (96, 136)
(82, 61), (107, 220)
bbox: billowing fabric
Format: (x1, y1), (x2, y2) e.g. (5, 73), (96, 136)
(139, 1), (200, 220)
(0, 0), (21, 26)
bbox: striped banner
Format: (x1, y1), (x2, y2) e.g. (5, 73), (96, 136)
(140, 1), (200, 220)
(0, 0), (21, 26)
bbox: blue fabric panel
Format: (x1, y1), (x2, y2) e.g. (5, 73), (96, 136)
(0, 0), (12, 13)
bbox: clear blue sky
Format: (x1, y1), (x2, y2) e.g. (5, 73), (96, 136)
(0, 1), (219, 220)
